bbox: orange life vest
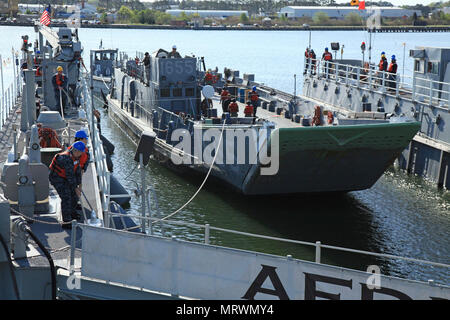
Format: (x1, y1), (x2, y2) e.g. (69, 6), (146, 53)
(68, 145), (88, 170)
(379, 59), (387, 71)
(49, 150), (80, 179)
(312, 106), (322, 126)
(388, 62), (397, 73)
(327, 111), (334, 125)
(35, 67), (42, 77)
(250, 90), (259, 102)
(323, 52), (332, 61)
(55, 74), (65, 87)
(244, 104), (253, 116)
(38, 127), (62, 148)
(205, 73), (213, 81)
(221, 90), (230, 100)
(228, 102), (238, 113)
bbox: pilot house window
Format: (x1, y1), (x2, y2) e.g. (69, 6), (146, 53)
(414, 60), (425, 73)
(185, 88), (194, 96)
(427, 61), (438, 75)
(173, 88), (182, 97)
(160, 88), (170, 97)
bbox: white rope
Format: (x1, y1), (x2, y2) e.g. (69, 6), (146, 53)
(159, 118), (226, 221)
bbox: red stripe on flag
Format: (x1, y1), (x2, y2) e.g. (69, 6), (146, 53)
(40, 11), (51, 26)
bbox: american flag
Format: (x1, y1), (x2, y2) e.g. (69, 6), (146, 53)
(40, 5), (51, 26)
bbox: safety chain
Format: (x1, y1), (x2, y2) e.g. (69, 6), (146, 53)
(10, 207), (76, 226)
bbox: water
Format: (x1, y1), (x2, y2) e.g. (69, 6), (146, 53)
(1, 25), (449, 284)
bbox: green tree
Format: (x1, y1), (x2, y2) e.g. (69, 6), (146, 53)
(117, 5), (134, 23)
(345, 12), (362, 25)
(240, 13), (249, 24)
(100, 12), (108, 24)
(312, 11), (329, 25)
(154, 11), (173, 25)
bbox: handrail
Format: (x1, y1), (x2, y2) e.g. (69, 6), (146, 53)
(305, 57), (450, 108)
(106, 210), (450, 271)
(80, 72), (111, 227)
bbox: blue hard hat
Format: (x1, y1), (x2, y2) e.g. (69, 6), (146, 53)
(381, 51), (385, 55)
(36, 50), (40, 54)
(252, 86), (257, 91)
(72, 141), (85, 152)
(391, 55), (396, 60)
(325, 47), (329, 51)
(75, 130), (88, 139)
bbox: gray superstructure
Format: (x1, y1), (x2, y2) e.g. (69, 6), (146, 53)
(302, 46), (450, 189)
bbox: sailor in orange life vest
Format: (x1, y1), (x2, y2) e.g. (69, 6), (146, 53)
(244, 101), (254, 118)
(304, 47), (310, 75)
(205, 69), (214, 85)
(228, 99), (239, 117)
(51, 66), (68, 115)
(70, 130), (91, 173)
(309, 49), (317, 75)
(49, 141), (86, 228)
(387, 55), (398, 91)
(249, 86), (259, 117)
(322, 47), (333, 78)
(220, 85), (231, 112)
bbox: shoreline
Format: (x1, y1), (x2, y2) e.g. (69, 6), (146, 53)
(1, 21), (449, 32)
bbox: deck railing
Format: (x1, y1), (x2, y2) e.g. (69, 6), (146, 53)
(93, 209), (450, 284)
(80, 74), (112, 226)
(305, 57), (450, 109)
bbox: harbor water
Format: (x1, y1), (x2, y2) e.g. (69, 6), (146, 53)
(1, 26), (449, 284)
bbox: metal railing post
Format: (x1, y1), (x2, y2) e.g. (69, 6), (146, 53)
(429, 79), (433, 105)
(205, 223), (210, 244)
(315, 241), (321, 263)
(335, 62), (339, 83)
(369, 66), (373, 89)
(69, 220), (78, 276)
(357, 68), (360, 87)
(396, 76), (400, 97)
(345, 65), (349, 86)
(412, 72), (416, 101)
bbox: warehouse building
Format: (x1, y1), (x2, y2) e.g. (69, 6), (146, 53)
(166, 9), (248, 18)
(279, 6), (421, 19)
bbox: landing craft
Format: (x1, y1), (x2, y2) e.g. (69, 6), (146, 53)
(106, 48), (421, 194)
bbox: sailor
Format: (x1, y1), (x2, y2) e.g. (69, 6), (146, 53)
(200, 98), (212, 117)
(379, 52), (388, 72)
(228, 99), (239, 117)
(304, 47), (310, 75)
(51, 66), (68, 115)
(49, 141), (86, 228)
(71, 130), (91, 173)
(221, 85), (231, 112)
(244, 101), (254, 118)
(377, 51), (388, 85)
(387, 55), (398, 91)
(322, 47), (333, 78)
(168, 45), (182, 58)
(143, 52), (150, 85)
(204, 69), (214, 85)
(309, 49), (317, 75)
(249, 86), (259, 117)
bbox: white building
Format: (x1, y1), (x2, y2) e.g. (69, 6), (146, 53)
(166, 9), (248, 18)
(279, 6), (421, 19)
